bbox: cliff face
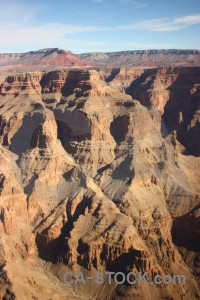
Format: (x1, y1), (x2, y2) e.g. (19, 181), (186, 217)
(0, 67), (200, 299)
(125, 67), (200, 156)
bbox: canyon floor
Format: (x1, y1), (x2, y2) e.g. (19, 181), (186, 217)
(0, 65), (200, 299)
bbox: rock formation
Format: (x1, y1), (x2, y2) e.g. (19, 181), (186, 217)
(0, 67), (200, 299)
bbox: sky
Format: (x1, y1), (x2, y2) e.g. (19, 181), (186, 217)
(0, 0), (200, 53)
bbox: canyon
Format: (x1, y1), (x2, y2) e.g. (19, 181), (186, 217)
(0, 64), (200, 299)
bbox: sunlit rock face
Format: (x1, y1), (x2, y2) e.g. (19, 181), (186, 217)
(0, 67), (200, 299)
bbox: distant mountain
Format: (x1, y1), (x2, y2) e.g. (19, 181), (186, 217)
(78, 49), (200, 67)
(1, 48), (200, 72)
(0, 48), (91, 72)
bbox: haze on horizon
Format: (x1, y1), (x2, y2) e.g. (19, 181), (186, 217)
(0, 0), (200, 54)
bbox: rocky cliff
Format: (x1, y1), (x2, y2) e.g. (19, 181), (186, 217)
(0, 67), (200, 299)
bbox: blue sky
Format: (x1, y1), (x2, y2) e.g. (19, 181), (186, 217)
(0, 0), (200, 53)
